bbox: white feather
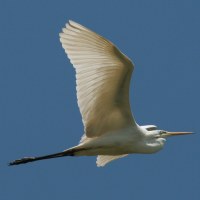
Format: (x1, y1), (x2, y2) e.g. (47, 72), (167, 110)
(60, 20), (136, 143)
(96, 154), (128, 167)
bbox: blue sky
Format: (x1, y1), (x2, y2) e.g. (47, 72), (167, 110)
(1, 0), (200, 199)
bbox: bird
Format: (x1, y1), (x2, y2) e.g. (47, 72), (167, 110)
(9, 20), (192, 167)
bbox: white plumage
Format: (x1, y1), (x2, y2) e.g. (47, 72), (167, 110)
(60, 21), (136, 166)
(60, 20), (135, 139)
(9, 20), (192, 167)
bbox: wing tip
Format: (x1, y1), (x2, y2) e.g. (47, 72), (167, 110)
(67, 20), (81, 29)
(68, 19), (74, 25)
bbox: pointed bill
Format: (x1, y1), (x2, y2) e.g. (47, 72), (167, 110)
(164, 132), (193, 137)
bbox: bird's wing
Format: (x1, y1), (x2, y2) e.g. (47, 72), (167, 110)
(60, 20), (136, 138)
(96, 154), (128, 167)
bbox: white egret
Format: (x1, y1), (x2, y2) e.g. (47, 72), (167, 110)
(9, 20), (192, 167)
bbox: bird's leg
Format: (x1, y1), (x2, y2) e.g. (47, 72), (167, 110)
(8, 147), (84, 166)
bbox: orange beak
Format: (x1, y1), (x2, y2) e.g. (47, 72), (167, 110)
(164, 132), (193, 137)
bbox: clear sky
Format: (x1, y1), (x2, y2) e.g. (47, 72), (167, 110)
(1, 0), (200, 200)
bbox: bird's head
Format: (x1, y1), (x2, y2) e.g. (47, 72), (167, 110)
(154, 130), (193, 139)
(142, 125), (193, 140)
(143, 129), (193, 153)
(153, 130), (193, 148)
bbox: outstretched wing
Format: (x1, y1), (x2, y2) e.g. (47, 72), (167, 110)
(60, 20), (136, 138)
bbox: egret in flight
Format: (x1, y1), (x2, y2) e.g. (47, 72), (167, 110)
(9, 20), (192, 167)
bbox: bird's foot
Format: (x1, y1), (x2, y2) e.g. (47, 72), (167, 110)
(9, 157), (35, 166)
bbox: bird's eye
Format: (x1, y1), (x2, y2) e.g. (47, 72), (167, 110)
(160, 130), (166, 135)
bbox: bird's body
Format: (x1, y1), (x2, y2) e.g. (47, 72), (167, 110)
(9, 20), (192, 167)
(72, 125), (165, 156)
